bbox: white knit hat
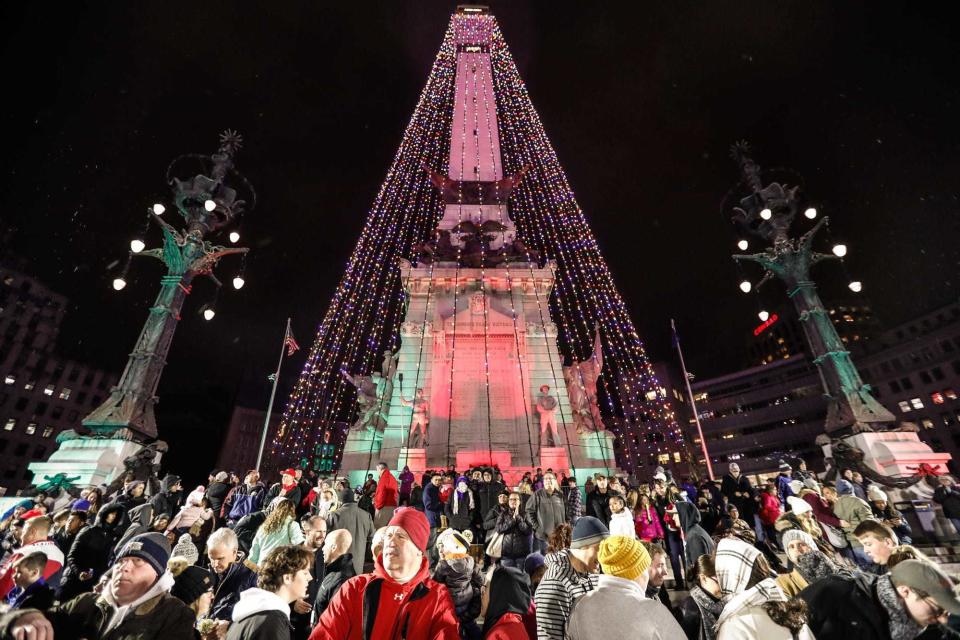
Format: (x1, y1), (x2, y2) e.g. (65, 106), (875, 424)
(867, 485), (888, 502)
(787, 496), (812, 515)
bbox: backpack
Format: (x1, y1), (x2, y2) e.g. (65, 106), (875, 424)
(229, 491), (262, 521)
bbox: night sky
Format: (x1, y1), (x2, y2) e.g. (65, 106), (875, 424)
(3, 2), (959, 479)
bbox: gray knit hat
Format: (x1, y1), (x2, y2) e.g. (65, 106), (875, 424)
(571, 516), (609, 549)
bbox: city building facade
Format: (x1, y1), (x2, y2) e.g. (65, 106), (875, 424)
(0, 266), (118, 493)
(687, 300), (960, 478)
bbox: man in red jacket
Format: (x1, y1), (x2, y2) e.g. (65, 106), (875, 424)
(309, 507), (460, 640)
(374, 462), (399, 529)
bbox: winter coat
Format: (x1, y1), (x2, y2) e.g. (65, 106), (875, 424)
(206, 481), (232, 516)
(4, 579), (55, 611)
(314, 553), (356, 616)
(149, 490), (182, 526)
(0, 538), (65, 599)
(308, 556), (460, 640)
(565, 574), (685, 640)
(292, 548), (325, 640)
(716, 604), (815, 640)
(374, 470), (399, 511)
(227, 587), (293, 640)
(776, 569), (809, 597)
(223, 483), (266, 521)
(608, 509), (636, 538)
(444, 489), (476, 532)
(112, 503), (158, 558)
(59, 503), (125, 601)
(423, 483), (443, 527)
(234, 511), (267, 556)
(759, 493), (781, 526)
(0, 573), (195, 640)
(776, 474), (795, 506)
(832, 494), (874, 548)
(327, 502), (374, 576)
(676, 501), (716, 566)
(586, 489), (613, 526)
(265, 483), (302, 509)
(399, 470), (415, 500)
(524, 489), (566, 542)
(800, 571), (893, 640)
(934, 485), (960, 519)
(635, 504), (665, 541)
(800, 489), (841, 527)
(433, 555), (482, 618)
(211, 561), (259, 621)
(495, 508), (533, 560)
(248, 518), (305, 566)
(678, 587), (723, 640)
(483, 505), (504, 533)
(720, 473), (755, 518)
(477, 481), (506, 519)
(534, 549), (600, 640)
(484, 612), (528, 640)
(167, 504), (214, 534)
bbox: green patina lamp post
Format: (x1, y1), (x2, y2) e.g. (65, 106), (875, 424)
(728, 142), (895, 435)
(83, 131), (255, 441)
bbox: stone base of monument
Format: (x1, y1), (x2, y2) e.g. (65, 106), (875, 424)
(821, 430), (957, 543)
(539, 447), (570, 476)
(398, 447), (428, 476)
(339, 429), (384, 487)
(27, 435), (149, 489)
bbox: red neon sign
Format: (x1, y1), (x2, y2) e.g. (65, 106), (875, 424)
(753, 313), (780, 336)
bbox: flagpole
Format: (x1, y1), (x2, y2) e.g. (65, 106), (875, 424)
(672, 319), (714, 481)
(256, 317), (290, 472)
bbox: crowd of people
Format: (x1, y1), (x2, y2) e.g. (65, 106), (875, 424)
(0, 458), (957, 639)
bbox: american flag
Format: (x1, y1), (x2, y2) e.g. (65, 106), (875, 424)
(284, 324), (300, 356)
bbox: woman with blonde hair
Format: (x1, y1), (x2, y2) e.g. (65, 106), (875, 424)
(246, 498), (304, 570)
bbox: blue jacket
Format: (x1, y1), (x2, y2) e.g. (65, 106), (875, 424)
(776, 474), (795, 507)
(210, 561), (258, 621)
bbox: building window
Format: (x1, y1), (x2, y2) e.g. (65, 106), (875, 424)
(932, 367), (945, 381)
(901, 377), (914, 390)
(922, 419), (935, 430)
(673, 451), (681, 463)
(14, 397), (28, 411)
(890, 380), (902, 393)
(43, 384), (54, 396)
(3, 418), (15, 431)
(911, 398), (925, 410)
(946, 389), (958, 401)
(25, 423), (36, 435)
(24, 381), (35, 391)
(657, 453), (670, 465)
(3, 375), (14, 385)
(932, 392), (945, 405)
(58, 388), (71, 400)
(51, 406), (63, 419)
(920, 371), (932, 384)
(898, 401), (912, 413)
(41, 426), (53, 438)
(34, 402), (47, 416)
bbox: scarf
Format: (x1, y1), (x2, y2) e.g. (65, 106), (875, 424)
(794, 550), (839, 584)
(452, 482), (474, 515)
(714, 538), (787, 629)
(876, 575), (924, 640)
(689, 585), (723, 640)
(101, 571), (175, 634)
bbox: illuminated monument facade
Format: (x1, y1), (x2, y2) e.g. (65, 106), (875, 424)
(277, 6), (683, 485)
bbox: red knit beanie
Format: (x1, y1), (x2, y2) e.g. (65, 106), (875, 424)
(388, 507), (430, 551)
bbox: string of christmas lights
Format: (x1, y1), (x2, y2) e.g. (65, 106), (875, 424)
(274, 11), (682, 475)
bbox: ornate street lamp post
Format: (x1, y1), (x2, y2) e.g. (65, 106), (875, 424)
(83, 131), (255, 441)
(726, 142), (895, 435)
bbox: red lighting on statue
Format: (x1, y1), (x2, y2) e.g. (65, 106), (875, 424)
(753, 313), (780, 336)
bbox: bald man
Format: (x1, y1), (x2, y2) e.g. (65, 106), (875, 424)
(0, 516), (64, 598)
(315, 529), (356, 615)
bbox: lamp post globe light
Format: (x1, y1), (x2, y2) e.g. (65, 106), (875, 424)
(723, 142), (951, 490)
(726, 142), (894, 436)
(84, 130), (255, 441)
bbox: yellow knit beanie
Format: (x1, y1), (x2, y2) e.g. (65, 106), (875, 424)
(598, 535), (651, 581)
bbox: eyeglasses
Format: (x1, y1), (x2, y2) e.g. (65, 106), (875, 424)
(920, 595), (946, 619)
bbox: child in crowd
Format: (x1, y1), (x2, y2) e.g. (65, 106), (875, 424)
(433, 529), (483, 640)
(4, 552), (54, 611)
(607, 494), (636, 538)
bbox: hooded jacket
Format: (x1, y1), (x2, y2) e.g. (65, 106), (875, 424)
(59, 503), (126, 601)
(482, 566), (531, 640)
(566, 574), (686, 640)
(211, 560), (259, 621)
(534, 549), (599, 640)
(327, 492), (374, 576)
(832, 494), (874, 548)
(432, 555), (481, 617)
(308, 555), (460, 640)
(676, 501), (716, 566)
(799, 571), (895, 640)
(150, 475), (182, 522)
(234, 511), (268, 555)
(0, 571), (195, 640)
(227, 587), (293, 640)
(113, 503), (160, 560)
